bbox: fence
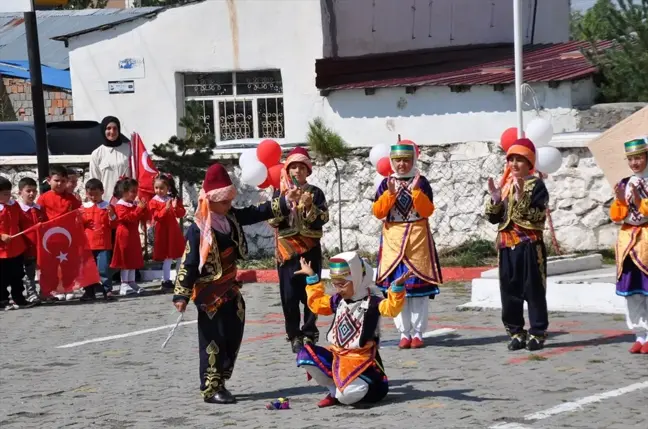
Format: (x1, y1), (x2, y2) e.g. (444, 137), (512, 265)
(235, 151), (505, 258)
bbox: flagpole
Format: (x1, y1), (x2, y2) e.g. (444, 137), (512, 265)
(513, 0), (524, 138)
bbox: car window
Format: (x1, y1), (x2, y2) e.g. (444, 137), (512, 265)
(46, 122), (129, 155)
(0, 129), (36, 155)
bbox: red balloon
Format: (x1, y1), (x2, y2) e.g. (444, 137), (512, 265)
(500, 127), (518, 152)
(258, 174), (271, 189)
(376, 157), (393, 177)
(257, 140), (282, 167)
(267, 163), (284, 189)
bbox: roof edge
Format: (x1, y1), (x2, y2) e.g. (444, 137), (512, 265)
(51, 0), (205, 42)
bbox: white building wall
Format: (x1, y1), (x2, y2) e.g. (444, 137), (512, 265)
(324, 0), (570, 57)
(67, 0), (585, 150)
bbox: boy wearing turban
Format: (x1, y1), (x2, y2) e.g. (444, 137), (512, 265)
(485, 138), (550, 351)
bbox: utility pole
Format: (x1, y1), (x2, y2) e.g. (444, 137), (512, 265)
(24, 0), (50, 192)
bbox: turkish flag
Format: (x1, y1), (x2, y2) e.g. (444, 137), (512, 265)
(130, 132), (158, 201)
(36, 211), (100, 296)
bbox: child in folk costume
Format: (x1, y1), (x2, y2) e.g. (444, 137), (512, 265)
(148, 173), (186, 292)
(172, 164), (297, 404)
(295, 252), (407, 408)
(17, 177), (47, 304)
(373, 140), (443, 349)
(110, 177), (148, 296)
(485, 138), (550, 351)
(268, 147), (329, 353)
(82, 179), (117, 301)
(609, 138), (648, 354)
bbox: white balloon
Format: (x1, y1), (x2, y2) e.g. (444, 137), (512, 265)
(535, 146), (562, 174)
(525, 118), (554, 148)
(241, 160), (267, 187)
(238, 149), (259, 168)
(374, 174), (385, 191)
(369, 144), (391, 167)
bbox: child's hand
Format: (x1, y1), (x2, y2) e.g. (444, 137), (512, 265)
(286, 188), (302, 205)
(0, 234), (11, 243)
(107, 205), (115, 217)
(615, 183), (627, 204)
(513, 177), (525, 200)
(487, 177), (501, 203)
(172, 199), (178, 209)
(299, 192), (313, 211)
(166, 199), (172, 210)
(137, 199), (146, 209)
(387, 177), (397, 195)
(393, 270), (413, 286)
(294, 257), (315, 277)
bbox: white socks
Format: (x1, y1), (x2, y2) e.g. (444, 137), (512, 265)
(162, 259), (172, 282)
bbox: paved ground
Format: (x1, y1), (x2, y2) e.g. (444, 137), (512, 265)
(1, 282), (646, 429)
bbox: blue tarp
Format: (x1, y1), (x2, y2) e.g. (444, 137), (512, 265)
(0, 60), (71, 90)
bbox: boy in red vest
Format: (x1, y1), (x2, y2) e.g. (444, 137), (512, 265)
(17, 177), (47, 304)
(81, 178), (117, 301)
(0, 176), (31, 310)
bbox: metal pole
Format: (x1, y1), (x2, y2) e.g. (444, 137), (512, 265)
(24, 1), (50, 192)
(513, 0), (524, 138)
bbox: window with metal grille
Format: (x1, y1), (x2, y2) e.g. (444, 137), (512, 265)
(183, 70), (284, 144)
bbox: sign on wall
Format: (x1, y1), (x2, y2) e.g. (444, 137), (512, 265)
(115, 57), (145, 79)
(108, 80), (135, 94)
(0, 0), (33, 12)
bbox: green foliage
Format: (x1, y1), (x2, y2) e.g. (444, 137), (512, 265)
(582, 0), (648, 101)
(62, 0), (108, 9)
(306, 117), (349, 161)
(571, 0), (617, 41)
(137, 0), (192, 6)
(151, 101), (216, 187)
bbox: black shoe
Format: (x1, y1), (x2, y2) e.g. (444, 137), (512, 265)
(291, 337), (304, 353)
(160, 281), (174, 293)
(80, 291), (96, 302)
(507, 333), (527, 351)
(526, 335), (545, 351)
(204, 387), (237, 404)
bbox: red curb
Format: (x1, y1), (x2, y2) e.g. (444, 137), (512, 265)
(236, 266), (493, 284)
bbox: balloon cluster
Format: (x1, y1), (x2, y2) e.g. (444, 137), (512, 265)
(239, 139), (284, 189)
(500, 118), (562, 175)
(368, 139), (420, 189)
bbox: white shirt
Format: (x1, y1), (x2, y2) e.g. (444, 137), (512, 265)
(89, 143), (132, 199)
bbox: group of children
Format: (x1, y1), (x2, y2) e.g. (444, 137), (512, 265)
(0, 164), (187, 309)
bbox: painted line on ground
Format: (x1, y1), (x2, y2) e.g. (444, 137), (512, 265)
(524, 381), (648, 420)
(56, 320), (198, 349)
(490, 381), (648, 428)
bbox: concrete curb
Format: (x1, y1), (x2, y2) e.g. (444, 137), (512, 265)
(140, 266), (492, 284)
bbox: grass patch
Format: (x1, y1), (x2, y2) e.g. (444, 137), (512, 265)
(612, 315), (626, 322)
(438, 239), (497, 267)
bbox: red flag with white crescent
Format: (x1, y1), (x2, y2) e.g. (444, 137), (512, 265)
(36, 211), (100, 296)
(130, 132), (158, 200)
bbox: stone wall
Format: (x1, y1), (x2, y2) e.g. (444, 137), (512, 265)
(0, 77), (73, 122)
(0, 143), (616, 257)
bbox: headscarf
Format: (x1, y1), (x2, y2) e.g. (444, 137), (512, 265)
(195, 164), (237, 271)
(623, 137), (648, 225)
(328, 251), (374, 302)
(100, 116), (122, 148)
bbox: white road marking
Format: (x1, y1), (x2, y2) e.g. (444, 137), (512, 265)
(56, 320), (197, 349)
(490, 381), (648, 428)
(525, 381), (648, 420)
(422, 328), (456, 338)
(490, 424), (536, 429)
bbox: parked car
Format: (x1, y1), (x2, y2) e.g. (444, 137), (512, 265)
(0, 120), (130, 156)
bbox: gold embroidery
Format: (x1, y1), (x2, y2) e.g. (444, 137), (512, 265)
(485, 199), (503, 215)
(495, 178), (546, 231)
(174, 285), (192, 298)
(174, 241), (191, 288)
(226, 213), (247, 260)
(536, 243), (546, 289)
(236, 293), (245, 322)
(271, 197), (282, 218)
(202, 341), (221, 398)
